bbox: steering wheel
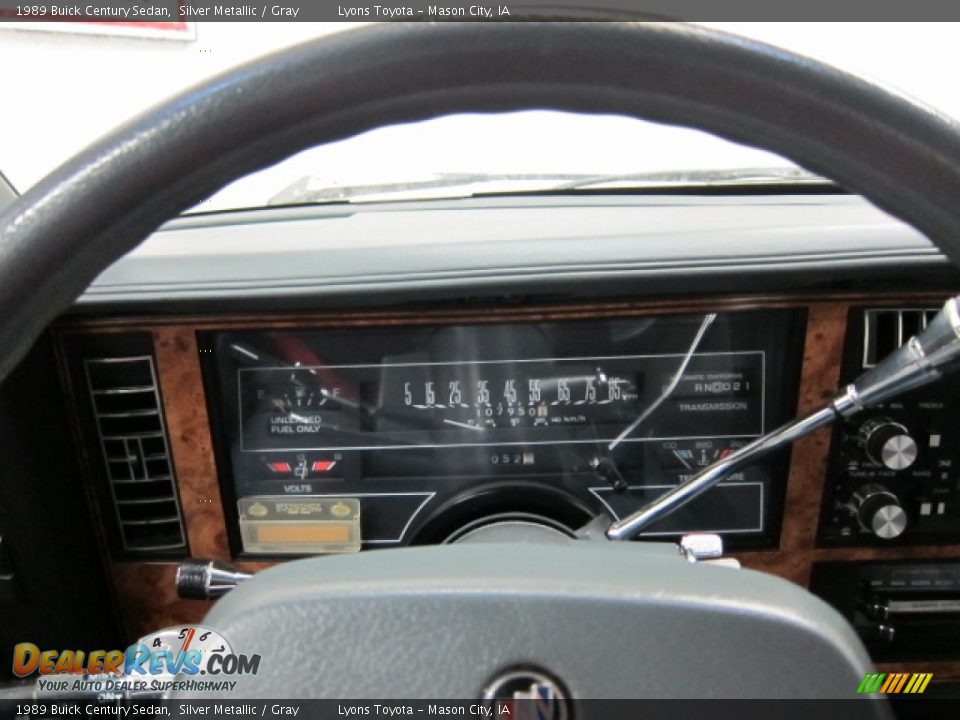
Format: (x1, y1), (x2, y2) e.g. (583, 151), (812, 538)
(3, 22), (959, 704)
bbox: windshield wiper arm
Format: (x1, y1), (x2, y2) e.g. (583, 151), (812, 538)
(268, 167), (837, 207)
(268, 172), (593, 206)
(549, 166), (834, 192)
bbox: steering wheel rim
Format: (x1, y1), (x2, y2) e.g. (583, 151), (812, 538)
(2, 23), (960, 383)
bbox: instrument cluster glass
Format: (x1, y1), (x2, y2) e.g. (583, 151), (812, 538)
(201, 309), (805, 555)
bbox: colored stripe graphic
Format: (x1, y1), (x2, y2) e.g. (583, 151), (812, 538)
(858, 672), (933, 694)
(879, 673), (900, 693)
(907, 673), (933, 694)
(857, 673), (885, 694)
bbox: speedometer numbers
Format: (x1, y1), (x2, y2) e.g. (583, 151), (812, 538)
(402, 371), (639, 431)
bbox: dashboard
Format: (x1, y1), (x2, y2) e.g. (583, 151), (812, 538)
(23, 193), (960, 688)
(49, 293), (960, 668)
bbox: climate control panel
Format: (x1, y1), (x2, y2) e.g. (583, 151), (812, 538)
(819, 306), (960, 546)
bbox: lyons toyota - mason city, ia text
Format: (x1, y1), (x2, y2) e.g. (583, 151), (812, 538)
(338, 5), (511, 17)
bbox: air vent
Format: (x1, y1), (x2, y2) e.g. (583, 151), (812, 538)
(84, 356), (187, 555)
(862, 308), (939, 368)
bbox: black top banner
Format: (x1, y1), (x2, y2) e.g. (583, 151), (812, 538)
(2, 0), (960, 21)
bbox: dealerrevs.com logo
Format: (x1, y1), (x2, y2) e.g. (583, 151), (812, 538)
(12, 626), (260, 694)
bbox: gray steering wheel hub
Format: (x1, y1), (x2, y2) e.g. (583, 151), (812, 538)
(195, 542), (877, 702)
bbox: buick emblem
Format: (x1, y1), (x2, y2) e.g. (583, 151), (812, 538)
(482, 669), (570, 720)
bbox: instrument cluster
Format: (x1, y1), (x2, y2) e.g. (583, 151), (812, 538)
(200, 309), (806, 556)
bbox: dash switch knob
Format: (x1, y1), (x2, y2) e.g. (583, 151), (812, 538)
(859, 417), (918, 471)
(850, 484), (908, 540)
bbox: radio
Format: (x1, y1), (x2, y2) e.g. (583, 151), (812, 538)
(818, 306), (960, 546)
(811, 561), (960, 661)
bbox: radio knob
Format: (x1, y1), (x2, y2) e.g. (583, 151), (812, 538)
(859, 417), (918, 471)
(850, 484), (908, 540)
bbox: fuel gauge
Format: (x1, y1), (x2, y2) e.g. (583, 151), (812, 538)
(240, 367), (359, 450)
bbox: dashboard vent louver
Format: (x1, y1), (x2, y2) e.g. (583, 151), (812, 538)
(862, 308), (939, 369)
(84, 356), (187, 555)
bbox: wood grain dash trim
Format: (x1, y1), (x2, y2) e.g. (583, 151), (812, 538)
(152, 327), (230, 562)
(876, 660), (960, 682)
(732, 302), (848, 587)
(111, 563), (207, 638)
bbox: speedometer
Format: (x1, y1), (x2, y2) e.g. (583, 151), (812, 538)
(394, 363), (640, 431)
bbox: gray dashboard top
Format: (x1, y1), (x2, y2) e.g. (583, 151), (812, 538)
(79, 194), (944, 304)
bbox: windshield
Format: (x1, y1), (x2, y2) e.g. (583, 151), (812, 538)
(2, 22), (959, 212)
(196, 112), (822, 213)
